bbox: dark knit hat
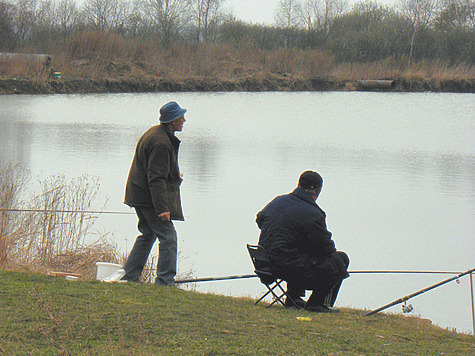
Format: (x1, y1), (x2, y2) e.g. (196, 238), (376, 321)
(298, 171), (323, 189)
(159, 101), (187, 123)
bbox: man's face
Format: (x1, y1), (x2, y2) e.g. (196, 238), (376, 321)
(171, 116), (186, 132)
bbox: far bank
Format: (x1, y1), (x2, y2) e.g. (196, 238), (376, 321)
(1, 76), (474, 95)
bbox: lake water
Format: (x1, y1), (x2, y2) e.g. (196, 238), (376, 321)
(0, 92), (473, 333)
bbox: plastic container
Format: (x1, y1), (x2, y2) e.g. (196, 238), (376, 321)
(95, 262), (122, 280)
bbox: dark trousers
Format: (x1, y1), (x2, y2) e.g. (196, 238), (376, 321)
(122, 207), (177, 285)
(287, 251), (350, 307)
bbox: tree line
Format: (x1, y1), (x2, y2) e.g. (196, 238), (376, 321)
(0, 0), (473, 64)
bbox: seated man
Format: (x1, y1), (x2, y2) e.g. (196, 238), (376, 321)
(255, 171), (349, 313)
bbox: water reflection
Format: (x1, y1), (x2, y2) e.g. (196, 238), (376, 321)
(183, 135), (220, 194)
(0, 121), (28, 163)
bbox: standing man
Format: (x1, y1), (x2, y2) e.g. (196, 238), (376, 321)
(122, 101), (187, 286)
(256, 171), (349, 312)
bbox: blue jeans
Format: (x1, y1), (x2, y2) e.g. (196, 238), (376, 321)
(122, 207), (177, 285)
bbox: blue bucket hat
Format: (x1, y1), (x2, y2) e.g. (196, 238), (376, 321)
(159, 101), (187, 123)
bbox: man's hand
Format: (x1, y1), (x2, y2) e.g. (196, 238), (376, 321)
(158, 212), (171, 221)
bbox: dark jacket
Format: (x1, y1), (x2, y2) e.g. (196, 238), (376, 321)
(256, 187), (341, 280)
(124, 124), (184, 221)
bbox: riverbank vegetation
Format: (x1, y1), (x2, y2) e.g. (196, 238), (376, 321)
(0, 0), (473, 93)
(1, 270), (473, 354)
(0, 162), (120, 278)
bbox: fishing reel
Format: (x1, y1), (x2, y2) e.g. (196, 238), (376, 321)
(402, 301), (413, 313)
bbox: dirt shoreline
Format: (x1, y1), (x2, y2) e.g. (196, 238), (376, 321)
(1, 77), (474, 94)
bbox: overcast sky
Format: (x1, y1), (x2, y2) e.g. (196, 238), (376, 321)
(225, 0), (280, 25)
(224, 0), (398, 25)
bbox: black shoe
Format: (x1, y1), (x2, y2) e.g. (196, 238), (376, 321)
(284, 297), (306, 309)
(305, 305), (340, 313)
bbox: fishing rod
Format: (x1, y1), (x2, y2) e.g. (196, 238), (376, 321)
(348, 270), (464, 275)
(470, 272), (475, 335)
(0, 208), (135, 215)
(364, 267), (475, 316)
(174, 270), (466, 284)
(175, 274), (257, 284)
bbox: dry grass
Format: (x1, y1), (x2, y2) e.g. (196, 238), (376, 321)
(2, 35), (472, 83)
(64, 31), (131, 60)
(332, 57), (474, 80)
(246, 47), (334, 78)
(401, 60), (474, 80)
(0, 162), (120, 279)
(0, 54), (50, 82)
(0, 162), (29, 266)
(331, 58), (404, 80)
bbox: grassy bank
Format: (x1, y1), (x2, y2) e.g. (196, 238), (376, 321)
(0, 270), (473, 355)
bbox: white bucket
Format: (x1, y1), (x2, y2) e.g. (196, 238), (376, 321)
(96, 262), (122, 280)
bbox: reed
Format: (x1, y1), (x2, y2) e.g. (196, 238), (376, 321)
(0, 162), (120, 278)
(0, 162), (29, 266)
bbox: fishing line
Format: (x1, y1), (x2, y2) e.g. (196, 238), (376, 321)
(0, 208), (135, 215)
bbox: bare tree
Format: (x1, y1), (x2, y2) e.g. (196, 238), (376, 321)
(125, 1), (144, 37)
(137, 0), (190, 46)
(436, 0), (475, 29)
(189, 0), (224, 43)
(54, 0), (79, 33)
(399, 0), (438, 65)
(82, 0), (130, 31)
(0, 1), (17, 49)
(275, 0), (303, 28)
(300, 0), (318, 30)
(12, 0), (38, 44)
(300, 0), (348, 34)
(35, 0), (55, 28)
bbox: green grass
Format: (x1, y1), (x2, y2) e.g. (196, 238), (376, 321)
(0, 270), (473, 355)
